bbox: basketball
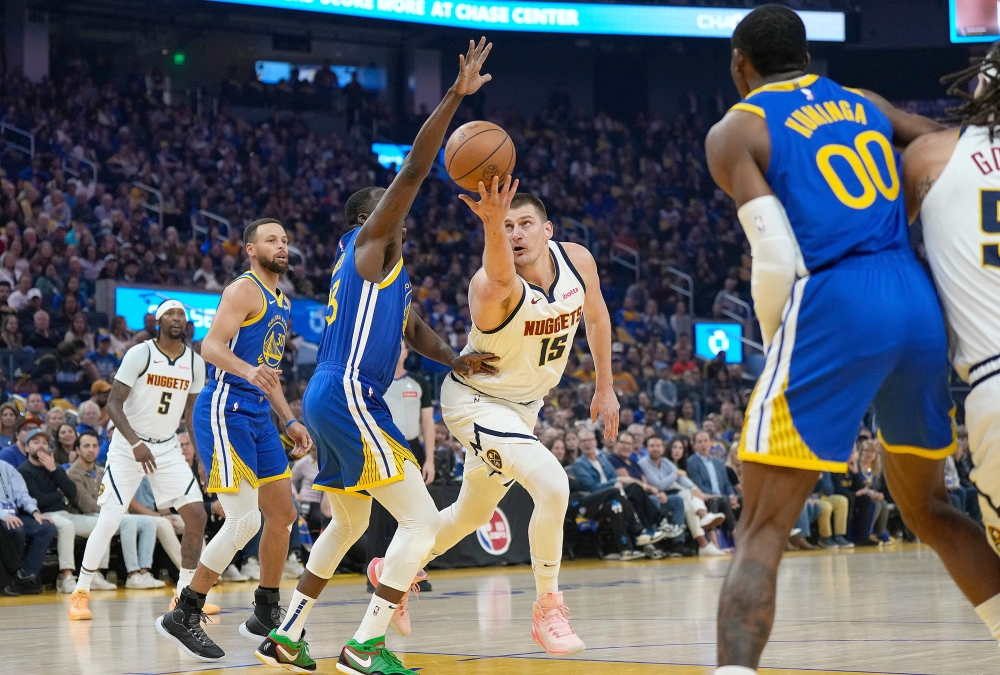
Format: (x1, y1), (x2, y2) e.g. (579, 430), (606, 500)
(444, 120), (516, 191)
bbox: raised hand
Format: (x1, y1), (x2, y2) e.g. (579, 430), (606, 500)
(453, 37), (493, 96)
(451, 352), (500, 376)
(458, 175), (518, 224)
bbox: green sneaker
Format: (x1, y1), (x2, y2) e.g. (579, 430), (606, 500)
(255, 629), (316, 673)
(336, 637), (414, 675)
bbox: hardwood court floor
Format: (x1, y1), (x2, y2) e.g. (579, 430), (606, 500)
(1, 544), (997, 674)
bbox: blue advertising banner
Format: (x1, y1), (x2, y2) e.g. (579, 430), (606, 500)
(208, 0), (845, 40)
(694, 322), (743, 364)
(114, 286), (326, 343)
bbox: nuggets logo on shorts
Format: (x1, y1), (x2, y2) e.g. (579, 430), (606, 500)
(98, 483), (105, 497)
(989, 525), (1000, 555)
(261, 317), (286, 368)
(486, 449), (503, 470)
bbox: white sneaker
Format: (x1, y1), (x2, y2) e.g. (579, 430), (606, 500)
(57, 574), (78, 593)
(282, 555), (304, 579)
(242, 558), (261, 580)
(662, 524), (686, 539)
(91, 571), (117, 591)
(221, 564), (249, 582)
(699, 512), (725, 529)
(635, 532), (652, 547)
(790, 528), (802, 538)
(126, 572), (165, 589)
(699, 542), (729, 557)
(620, 550), (646, 561)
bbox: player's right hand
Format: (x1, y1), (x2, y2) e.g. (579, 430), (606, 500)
(459, 175), (518, 226)
(453, 37), (493, 96)
(244, 365), (281, 393)
(133, 443), (157, 474)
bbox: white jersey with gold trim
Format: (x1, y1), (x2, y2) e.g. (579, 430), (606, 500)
(114, 340), (205, 446)
(920, 125), (1000, 385)
(455, 240), (586, 403)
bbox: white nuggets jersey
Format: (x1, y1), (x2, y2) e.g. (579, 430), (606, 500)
(456, 240), (586, 403)
(114, 340), (206, 444)
(920, 125), (1000, 384)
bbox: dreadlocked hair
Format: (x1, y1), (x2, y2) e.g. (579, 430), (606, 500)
(941, 41), (1000, 141)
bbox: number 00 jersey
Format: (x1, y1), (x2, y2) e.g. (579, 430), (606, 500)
(455, 240), (586, 404)
(733, 74), (909, 272)
(114, 340), (206, 444)
(919, 125), (1000, 385)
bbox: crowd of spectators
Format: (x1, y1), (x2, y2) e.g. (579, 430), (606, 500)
(0, 47), (979, 591)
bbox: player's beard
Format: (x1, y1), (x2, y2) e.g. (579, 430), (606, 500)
(165, 324), (185, 340)
(258, 253), (289, 275)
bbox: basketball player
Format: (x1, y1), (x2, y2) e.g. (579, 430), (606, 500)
(253, 39), (494, 675)
(380, 176), (618, 655)
(156, 218), (312, 662)
(67, 300), (211, 621)
(897, 42), (1000, 646)
(704, 7), (1000, 674)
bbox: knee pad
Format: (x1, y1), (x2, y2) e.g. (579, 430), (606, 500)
(232, 510), (263, 548)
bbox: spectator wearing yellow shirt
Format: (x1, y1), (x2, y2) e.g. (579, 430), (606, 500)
(611, 355), (638, 396)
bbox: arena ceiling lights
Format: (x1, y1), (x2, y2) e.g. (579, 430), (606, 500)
(206, 0), (846, 41)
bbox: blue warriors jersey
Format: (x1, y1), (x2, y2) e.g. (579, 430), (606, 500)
(208, 270), (290, 396)
(732, 74), (909, 272)
(317, 228), (412, 392)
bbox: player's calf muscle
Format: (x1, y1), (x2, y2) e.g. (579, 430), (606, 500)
(717, 557), (777, 666)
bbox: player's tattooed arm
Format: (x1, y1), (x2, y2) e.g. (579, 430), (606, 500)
(404, 309), (498, 376)
(901, 128), (959, 224)
(915, 177), (935, 203)
(107, 379), (157, 474)
(859, 89), (944, 148)
(355, 38), (493, 283)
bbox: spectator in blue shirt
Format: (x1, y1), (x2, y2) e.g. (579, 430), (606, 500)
(0, 458), (57, 594)
(0, 416), (43, 469)
(85, 334), (120, 380)
(687, 429), (741, 534)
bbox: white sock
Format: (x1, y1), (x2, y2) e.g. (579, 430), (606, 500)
(176, 568), (196, 595)
(276, 590), (317, 642)
(976, 592), (1000, 643)
(531, 554), (560, 598)
(76, 568), (96, 593)
(715, 667), (756, 674)
(353, 594), (398, 643)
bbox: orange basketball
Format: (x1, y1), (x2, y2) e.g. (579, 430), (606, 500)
(444, 120), (516, 191)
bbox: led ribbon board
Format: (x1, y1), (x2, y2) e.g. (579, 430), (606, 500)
(208, 0), (845, 40)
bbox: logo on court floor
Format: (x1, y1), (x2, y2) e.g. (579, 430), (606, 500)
(485, 449), (503, 471)
(476, 507), (511, 556)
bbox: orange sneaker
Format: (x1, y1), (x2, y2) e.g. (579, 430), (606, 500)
(531, 591), (585, 655)
(68, 589), (92, 621)
(366, 557), (427, 637)
(169, 595), (220, 615)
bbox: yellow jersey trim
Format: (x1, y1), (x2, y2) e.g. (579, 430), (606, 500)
(730, 102), (766, 119)
(843, 86), (866, 97)
(378, 257), (404, 289)
(877, 430), (957, 461)
(739, 448), (847, 473)
(241, 283), (268, 327)
(311, 484), (373, 499)
(747, 74), (819, 99)
(248, 270), (281, 302)
(258, 467), (292, 485)
(207, 443), (260, 493)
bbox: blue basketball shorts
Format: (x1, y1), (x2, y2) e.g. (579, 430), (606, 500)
(304, 362), (418, 496)
(193, 380), (290, 493)
(739, 248), (957, 472)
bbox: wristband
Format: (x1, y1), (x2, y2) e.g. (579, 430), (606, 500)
(284, 418), (298, 429)
(131, 439), (144, 450)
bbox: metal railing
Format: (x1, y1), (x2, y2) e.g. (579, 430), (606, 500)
(560, 217), (593, 250)
(718, 291), (753, 331)
(61, 153), (98, 182)
(193, 210), (231, 240)
(131, 182), (164, 229)
(611, 242), (640, 282)
(288, 244), (305, 269)
(0, 121), (34, 157)
(666, 266), (694, 312)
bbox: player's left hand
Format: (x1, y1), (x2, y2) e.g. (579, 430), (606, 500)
(287, 422), (312, 459)
(591, 386), (620, 439)
(450, 352), (499, 376)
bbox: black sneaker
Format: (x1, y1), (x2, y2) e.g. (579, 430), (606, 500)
(1, 583), (20, 596)
(15, 571), (41, 595)
(155, 592), (225, 662)
(417, 579), (432, 592)
(240, 588), (306, 641)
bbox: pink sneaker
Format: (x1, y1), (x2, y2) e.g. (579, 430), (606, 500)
(532, 591), (586, 655)
(366, 557), (428, 637)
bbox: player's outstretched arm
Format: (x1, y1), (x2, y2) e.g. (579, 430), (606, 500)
(562, 242), (620, 439)
(354, 38), (493, 282)
(201, 278), (280, 394)
(403, 309), (498, 376)
(463, 174), (523, 329)
(859, 89), (945, 148)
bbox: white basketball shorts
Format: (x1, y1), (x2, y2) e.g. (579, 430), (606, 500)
(98, 433), (203, 510)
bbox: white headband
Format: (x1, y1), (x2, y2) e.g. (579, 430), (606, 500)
(155, 299), (187, 321)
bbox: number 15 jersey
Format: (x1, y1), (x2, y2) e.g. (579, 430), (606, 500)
(456, 240), (586, 404)
(732, 74), (909, 273)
